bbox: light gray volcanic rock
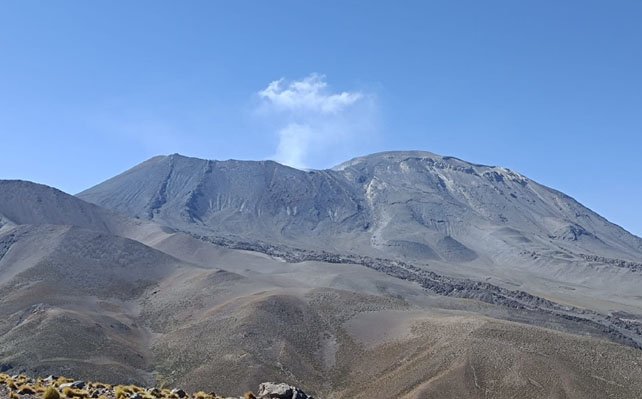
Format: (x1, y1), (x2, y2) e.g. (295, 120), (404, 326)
(0, 180), (172, 243)
(0, 180), (119, 233)
(77, 151), (642, 315)
(257, 382), (314, 399)
(78, 155), (367, 247)
(77, 151), (642, 262)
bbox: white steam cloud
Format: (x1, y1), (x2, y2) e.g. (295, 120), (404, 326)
(259, 74), (362, 114)
(257, 74), (374, 169)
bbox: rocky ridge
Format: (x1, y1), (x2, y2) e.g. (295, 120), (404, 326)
(187, 232), (642, 350)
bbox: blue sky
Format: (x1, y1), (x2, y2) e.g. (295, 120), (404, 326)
(0, 1), (641, 236)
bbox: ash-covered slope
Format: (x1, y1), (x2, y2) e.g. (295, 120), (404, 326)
(77, 155), (366, 246)
(0, 180), (171, 243)
(78, 151), (642, 273)
(3, 178), (642, 397)
(335, 151), (642, 260)
(0, 223), (200, 384)
(0, 180), (117, 233)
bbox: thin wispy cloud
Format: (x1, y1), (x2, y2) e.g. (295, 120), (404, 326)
(257, 74), (377, 169)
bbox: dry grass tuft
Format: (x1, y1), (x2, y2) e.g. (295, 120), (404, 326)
(0, 372), (250, 399)
(44, 386), (61, 399)
(114, 386), (128, 398)
(62, 387), (89, 398)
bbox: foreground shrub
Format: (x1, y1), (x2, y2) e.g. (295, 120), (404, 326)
(44, 386), (61, 399)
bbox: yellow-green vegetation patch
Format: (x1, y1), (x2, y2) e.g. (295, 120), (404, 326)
(0, 372), (260, 399)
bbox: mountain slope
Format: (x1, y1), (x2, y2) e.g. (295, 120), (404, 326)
(77, 155), (367, 247)
(0, 223), (198, 384)
(77, 152), (642, 315)
(0, 180), (171, 244)
(2, 177), (642, 397)
(78, 151), (642, 261)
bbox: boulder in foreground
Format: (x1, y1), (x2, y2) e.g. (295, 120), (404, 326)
(257, 382), (314, 399)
